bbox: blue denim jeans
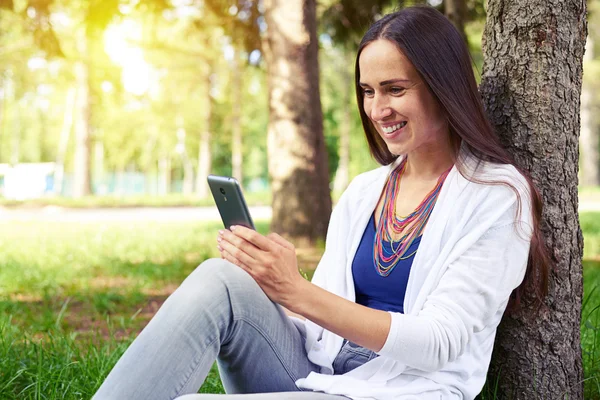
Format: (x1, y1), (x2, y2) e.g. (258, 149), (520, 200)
(93, 259), (367, 400)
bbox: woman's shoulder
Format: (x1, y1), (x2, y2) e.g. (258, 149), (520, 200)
(459, 151), (530, 195)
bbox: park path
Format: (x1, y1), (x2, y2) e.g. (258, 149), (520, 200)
(0, 201), (599, 223)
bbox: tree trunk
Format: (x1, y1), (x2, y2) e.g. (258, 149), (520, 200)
(231, 49), (243, 186)
(263, 0), (332, 246)
(54, 87), (76, 196)
(580, 36), (599, 186)
(73, 32), (92, 198)
(10, 102), (20, 165)
(176, 125), (194, 195)
(196, 64), (212, 198)
(0, 78), (6, 163)
(444, 0), (468, 46)
(158, 156), (171, 195)
(333, 52), (352, 193)
(479, 1), (586, 398)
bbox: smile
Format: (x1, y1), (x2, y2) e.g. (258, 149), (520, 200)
(382, 121), (407, 134)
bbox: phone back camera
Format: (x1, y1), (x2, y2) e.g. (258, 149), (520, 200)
(220, 188), (226, 195)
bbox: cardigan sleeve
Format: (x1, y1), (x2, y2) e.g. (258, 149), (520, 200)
(377, 189), (533, 372)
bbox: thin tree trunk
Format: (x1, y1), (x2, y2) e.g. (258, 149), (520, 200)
(0, 78), (6, 163)
(73, 32), (92, 198)
(38, 107), (46, 162)
(333, 52), (352, 193)
(263, 0), (332, 246)
(231, 49), (243, 185)
(54, 87), (76, 196)
(177, 125), (194, 195)
(94, 140), (104, 194)
(444, 0), (468, 46)
(196, 64), (212, 198)
(158, 156), (171, 195)
(479, 1), (586, 398)
(11, 102), (20, 165)
(580, 36), (599, 186)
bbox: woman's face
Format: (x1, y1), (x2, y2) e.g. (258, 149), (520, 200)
(358, 39), (450, 157)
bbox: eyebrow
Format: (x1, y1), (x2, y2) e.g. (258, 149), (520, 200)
(359, 78), (411, 87)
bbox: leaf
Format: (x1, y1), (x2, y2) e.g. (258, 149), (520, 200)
(32, 25), (64, 58)
(85, 0), (120, 36)
(0, 0), (14, 11)
(585, 320), (598, 331)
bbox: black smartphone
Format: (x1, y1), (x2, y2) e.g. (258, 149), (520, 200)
(207, 175), (255, 230)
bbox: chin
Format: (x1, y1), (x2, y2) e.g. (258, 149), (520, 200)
(385, 143), (408, 157)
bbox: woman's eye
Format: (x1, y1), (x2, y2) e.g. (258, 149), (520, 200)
(390, 87), (405, 95)
(362, 88), (374, 97)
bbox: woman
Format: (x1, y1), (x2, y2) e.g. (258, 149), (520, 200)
(93, 5), (549, 400)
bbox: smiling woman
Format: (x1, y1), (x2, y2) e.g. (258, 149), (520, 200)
(92, 6), (551, 400)
(103, 20), (155, 96)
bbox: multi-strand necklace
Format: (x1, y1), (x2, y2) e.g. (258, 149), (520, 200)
(373, 158), (452, 277)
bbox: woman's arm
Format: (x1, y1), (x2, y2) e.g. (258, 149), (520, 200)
(217, 226), (391, 351)
(289, 277), (392, 352)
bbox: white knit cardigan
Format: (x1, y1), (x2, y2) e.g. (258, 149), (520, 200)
(293, 152), (533, 400)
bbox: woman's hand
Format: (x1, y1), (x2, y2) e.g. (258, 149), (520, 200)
(217, 226), (307, 308)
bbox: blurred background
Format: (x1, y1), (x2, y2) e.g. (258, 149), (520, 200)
(0, 0), (598, 206)
(1, 0), (600, 399)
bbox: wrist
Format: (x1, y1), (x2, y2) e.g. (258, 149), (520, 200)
(284, 276), (313, 314)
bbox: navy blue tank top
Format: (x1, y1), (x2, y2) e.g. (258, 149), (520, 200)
(351, 212), (421, 313)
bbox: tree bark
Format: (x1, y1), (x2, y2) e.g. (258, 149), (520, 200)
(444, 0), (468, 46)
(263, 0), (332, 246)
(231, 48), (243, 186)
(73, 32), (92, 198)
(195, 64), (212, 198)
(580, 36), (599, 186)
(480, 1), (586, 398)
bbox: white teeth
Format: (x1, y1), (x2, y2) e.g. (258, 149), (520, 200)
(382, 121), (407, 134)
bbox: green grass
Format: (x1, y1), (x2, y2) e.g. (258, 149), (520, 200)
(0, 191), (272, 209)
(0, 213), (599, 399)
(0, 190), (346, 210)
(0, 220), (278, 398)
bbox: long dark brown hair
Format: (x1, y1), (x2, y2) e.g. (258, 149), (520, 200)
(355, 5), (550, 313)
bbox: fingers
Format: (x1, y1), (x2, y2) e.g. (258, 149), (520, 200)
(267, 232), (295, 251)
(230, 226), (275, 252)
(218, 231), (257, 267)
(220, 247), (252, 274)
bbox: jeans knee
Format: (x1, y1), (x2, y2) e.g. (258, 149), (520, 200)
(180, 258), (258, 300)
(193, 258), (252, 285)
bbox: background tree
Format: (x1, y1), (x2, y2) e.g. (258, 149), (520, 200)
(479, 0), (587, 398)
(580, 2), (600, 187)
(262, 0), (331, 245)
(444, 0), (467, 45)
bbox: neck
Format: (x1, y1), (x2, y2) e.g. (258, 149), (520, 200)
(403, 143), (455, 180)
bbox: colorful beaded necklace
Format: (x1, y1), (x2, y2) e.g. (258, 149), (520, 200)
(373, 157), (452, 277)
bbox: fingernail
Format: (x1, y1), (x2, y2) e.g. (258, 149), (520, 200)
(218, 230), (224, 236)
(217, 236), (222, 243)
(231, 225), (237, 231)
(217, 245), (222, 251)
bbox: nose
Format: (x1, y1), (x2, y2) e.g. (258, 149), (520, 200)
(369, 94), (392, 121)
